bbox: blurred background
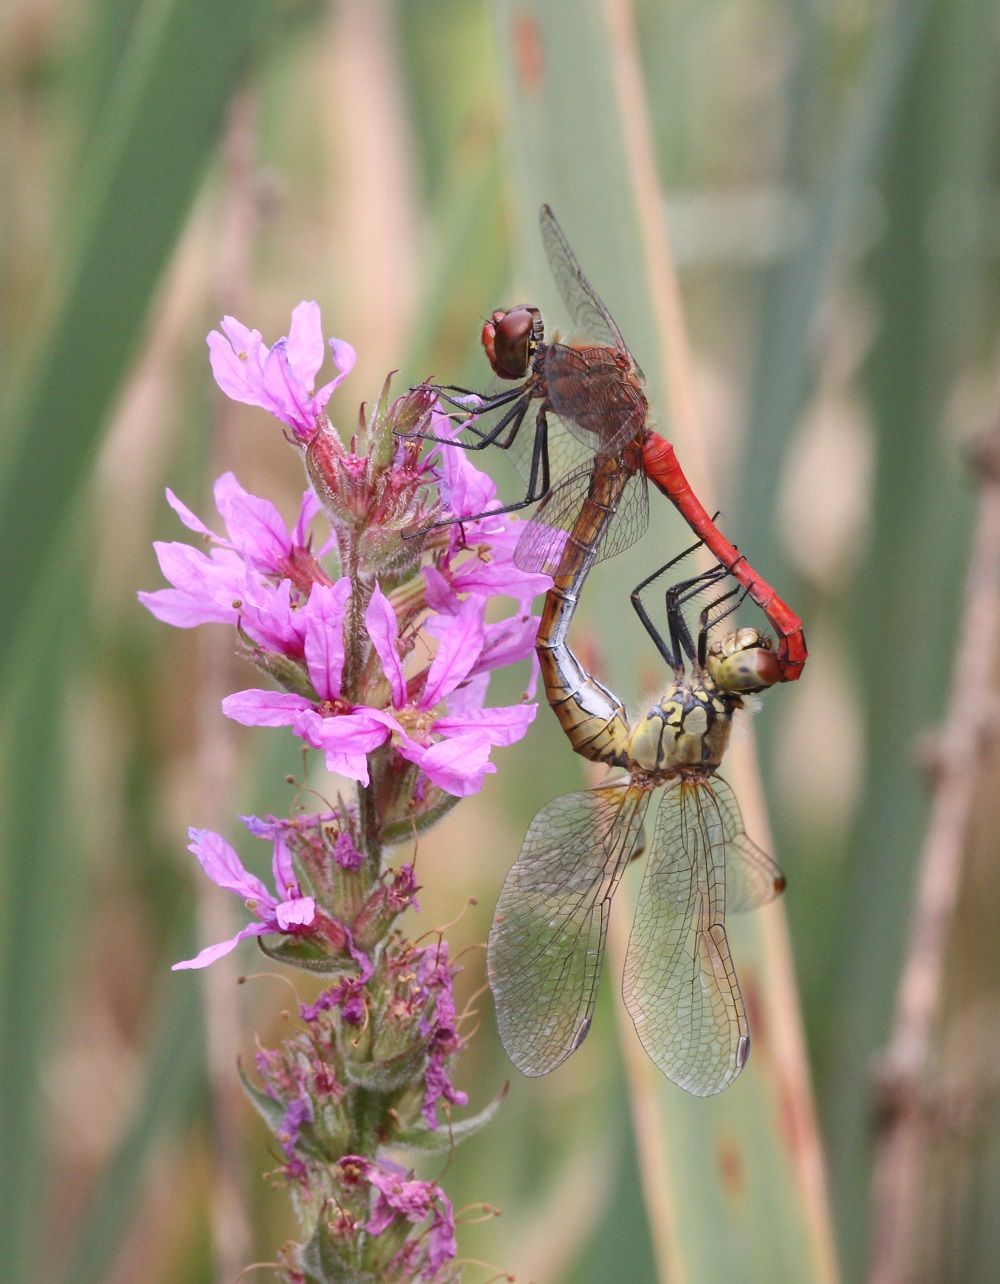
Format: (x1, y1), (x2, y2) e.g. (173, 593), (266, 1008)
(3, 0), (999, 1280)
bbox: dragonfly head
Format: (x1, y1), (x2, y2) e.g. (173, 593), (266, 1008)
(481, 306), (544, 380)
(706, 628), (781, 695)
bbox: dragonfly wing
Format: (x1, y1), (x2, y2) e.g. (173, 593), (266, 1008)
(514, 461), (649, 577)
(622, 780), (749, 1096)
(543, 343), (648, 455)
(540, 204), (629, 353)
(502, 402), (594, 492)
(710, 777), (786, 912)
(488, 784), (650, 1077)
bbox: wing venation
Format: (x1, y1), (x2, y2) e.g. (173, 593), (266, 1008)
(622, 781), (750, 1096)
(488, 784), (649, 1076)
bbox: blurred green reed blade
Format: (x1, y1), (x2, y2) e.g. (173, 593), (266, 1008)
(0, 0), (280, 675)
(0, 566), (84, 1284)
(62, 979), (205, 1284)
(818, 0), (999, 1276)
(1, 0), (281, 1275)
(398, 151), (506, 387)
(489, 3), (835, 1279)
(735, 0), (935, 574)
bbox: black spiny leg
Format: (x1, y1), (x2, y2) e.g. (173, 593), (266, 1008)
(630, 521), (725, 669)
(412, 403), (556, 541)
(696, 583), (750, 670)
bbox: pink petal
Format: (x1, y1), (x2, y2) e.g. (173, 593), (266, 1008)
(328, 337), (357, 383)
(165, 488), (217, 539)
(273, 896), (316, 929)
(443, 670), (490, 717)
(239, 578), (306, 656)
(262, 342), (313, 437)
(524, 649), (541, 700)
(312, 338), (357, 405)
(271, 833), (295, 897)
(228, 493), (292, 568)
(150, 540), (240, 598)
(469, 614), (541, 674)
(214, 474), (292, 569)
(303, 579), (352, 700)
(137, 587), (236, 629)
(439, 438), (497, 520)
(364, 585), (406, 707)
(449, 551), (551, 602)
(422, 597), (485, 706)
(187, 827), (270, 901)
(434, 702), (537, 747)
(320, 748), (372, 785)
(294, 490), (321, 546)
(285, 301), (325, 388)
(421, 565), (459, 616)
(222, 689), (313, 727)
(398, 733), (497, 797)
(207, 320), (267, 405)
(293, 708), (393, 756)
(172, 922), (269, 971)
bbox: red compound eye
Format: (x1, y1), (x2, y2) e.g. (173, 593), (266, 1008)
(481, 306), (542, 380)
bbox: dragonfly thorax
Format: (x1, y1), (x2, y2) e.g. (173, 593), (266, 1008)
(627, 676), (739, 777)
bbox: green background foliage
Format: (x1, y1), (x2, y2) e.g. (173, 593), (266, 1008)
(2, 0), (998, 1280)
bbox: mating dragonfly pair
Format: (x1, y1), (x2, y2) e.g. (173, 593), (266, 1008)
(405, 207), (805, 1096)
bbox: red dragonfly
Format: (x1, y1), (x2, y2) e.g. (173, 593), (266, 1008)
(419, 205), (806, 683)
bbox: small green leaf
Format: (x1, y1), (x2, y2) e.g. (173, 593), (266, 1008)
(237, 1059), (287, 1134)
(300, 1221), (377, 1284)
(341, 1039), (428, 1093)
(381, 791), (462, 846)
(394, 1082), (508, 1153)
(258, 936), (359, 975)
(239, 642), (316, 698)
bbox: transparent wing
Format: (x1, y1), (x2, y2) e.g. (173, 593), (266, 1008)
(502, 401), (595, 494)
(622, 780), (749, 1096)
(514, 461), (649, 577)
(488, 784), (650, 1077)
(540, 204), (628, 353)
(710, 776), (786, 913)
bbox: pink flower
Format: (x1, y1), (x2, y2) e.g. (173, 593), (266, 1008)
(223, 580), (536, 797)
(207, 301), (356, 442)
(364, 586), (537, 797)
(172, 827), (316, 970)
(138, 473), (330, 633)
(222, 579), (393, 785)
(338, 1156), (457, 1280)
(412, 941), (467, 1129)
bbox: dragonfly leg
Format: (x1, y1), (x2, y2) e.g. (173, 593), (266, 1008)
(412, 403), (554, 542)
(696, 584), (749, 669)
(401, 388), (531, 451)
(526, 404), (552, 501)
(632, 559), (729, 673)
(426, 382), (526, 412)
(630, 520), (725, 668)
(668, 567), (730, 669)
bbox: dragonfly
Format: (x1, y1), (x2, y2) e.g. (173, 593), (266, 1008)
(412, 204), (806, 683)
(488, 469), (785, 1092)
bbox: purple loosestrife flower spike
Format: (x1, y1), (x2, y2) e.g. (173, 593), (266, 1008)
(144, 305), (538, 1280)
